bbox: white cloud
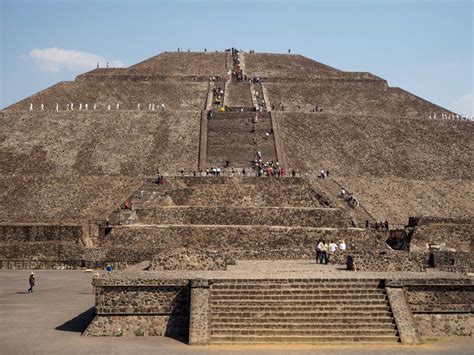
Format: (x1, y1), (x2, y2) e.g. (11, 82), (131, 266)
(27, 47), (124, 72)
(452, 92), (474, 116)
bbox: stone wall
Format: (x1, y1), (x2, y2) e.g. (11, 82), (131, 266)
(139, 206), (347, 228)
(0, 259), (127, 270)
(150, 249), (226, 271)
(84, 278), (190, 340)
(413, 314), (471, 337)
(429, 251), (473, 273)
(105, 225), (388, 263)
(410, 224), (472, 253)
(335, 178), (474, 226)
(5, 80), (208, 111)
(0, 110), (201, 224)
(408, 216), (474, 227)
(386, 278), (473, 337)
(276, 112), (473, 180)
(0, 224), (84, 242)
(337, 251), (426, 272)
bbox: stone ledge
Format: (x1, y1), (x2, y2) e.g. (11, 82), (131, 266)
(385, 287), (421, 344)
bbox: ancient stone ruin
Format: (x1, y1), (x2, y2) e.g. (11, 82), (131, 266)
(0, 49), (472, 344)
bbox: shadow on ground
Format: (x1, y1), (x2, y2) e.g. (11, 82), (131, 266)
(56, 307), (95, 333)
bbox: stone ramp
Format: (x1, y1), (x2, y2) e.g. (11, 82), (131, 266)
(209, 278), (399, 344)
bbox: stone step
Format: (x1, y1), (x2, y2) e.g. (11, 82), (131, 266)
(210, 335), (399, 344)
(211, 323), (397, 330)
(211, 329), (398, 337)
(211, 290), (385, 297)
(212, 316), (396, 324)
(211, 305), (391, 313)
(211, 285), (385, 292)
(211, 294), (388, 301)
(211, 311), (393, 318)
(211, 286), (383, 291)
(213, 278), (383, 283)
(211, 299), (388, 306)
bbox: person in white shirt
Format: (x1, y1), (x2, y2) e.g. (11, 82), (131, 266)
(328, 241), (338, 254)
(339, 240), (347, 251)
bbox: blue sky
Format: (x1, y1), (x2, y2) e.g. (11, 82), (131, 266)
(1, 0), (472, 115)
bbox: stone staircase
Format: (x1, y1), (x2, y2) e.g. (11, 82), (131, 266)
(107, 178), (168, 225)
(310, 177), (376, 227)
(206, 111), (256, 167)
(254, 112), (277, 163)
(225, 82), (253, 108)
(209, 278), (400, 344)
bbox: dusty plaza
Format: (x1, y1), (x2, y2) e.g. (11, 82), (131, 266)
(0, 1), (473, 351)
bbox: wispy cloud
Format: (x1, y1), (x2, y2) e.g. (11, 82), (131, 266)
(452, 92), (473, 116)
(27, 47), (124, 72)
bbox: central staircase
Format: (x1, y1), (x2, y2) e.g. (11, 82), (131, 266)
(209, 278), (400, 344)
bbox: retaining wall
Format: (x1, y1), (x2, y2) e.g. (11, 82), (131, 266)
(83, 278), (190, 340)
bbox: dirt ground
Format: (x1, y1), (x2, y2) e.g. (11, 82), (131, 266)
(0, 270), (472, 355)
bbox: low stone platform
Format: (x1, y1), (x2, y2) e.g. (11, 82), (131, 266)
(84, 260), (473, 344)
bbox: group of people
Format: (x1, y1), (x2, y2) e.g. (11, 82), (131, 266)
(340, 188), (358, 208)
(315, 240), (346, 264)
(155, 174), (166, 185)
(318, 169), (330, 179)
(254, 153), (285, 177)
(29, 102), (167, 111)
(367, 219), (390, 230)
(428, 112), (473, 121)
(205, 167), (224, 176)
(212, 86), (224, 106)
(232, 48), (244, 82)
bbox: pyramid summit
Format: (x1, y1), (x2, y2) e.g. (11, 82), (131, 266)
(0, 49), (472, 344)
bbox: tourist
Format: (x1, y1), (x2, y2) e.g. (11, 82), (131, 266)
(28, 272), (35, 293)
(384, 220), (389, 230)
(92, 272), (100, 294)
(365, 219), (369, 228)
(315, 239), (322, 263)
(328, 240), (338, 263)
(106, 264), (113, 274)
(339, 240), (346, 251)
(321, 241), (328, 264)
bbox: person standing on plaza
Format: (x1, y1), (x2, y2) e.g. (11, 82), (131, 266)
(321, 240), (329, 264)
(315, 239), (322, 264)
(328, 240), (338, 263)
(92, 272), (100, 294)
(28, 272), (35, 293)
